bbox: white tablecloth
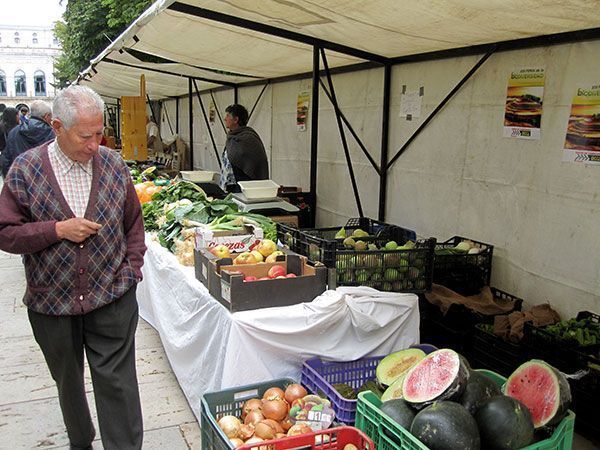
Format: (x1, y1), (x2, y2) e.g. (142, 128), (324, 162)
(137, 237), (420, 420)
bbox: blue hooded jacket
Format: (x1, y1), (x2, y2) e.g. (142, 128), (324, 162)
(1, 117), (55, 176)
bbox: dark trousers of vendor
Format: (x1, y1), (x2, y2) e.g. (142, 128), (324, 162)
(27, 286), (143, 450)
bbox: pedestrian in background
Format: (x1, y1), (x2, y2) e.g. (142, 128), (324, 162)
(0, 106), (21, 156)
(19, 106), (30, 125)
(0, 85), (146, 450)
(2, 100), (55, 176)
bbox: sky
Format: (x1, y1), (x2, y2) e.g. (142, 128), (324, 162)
(1, 0), (66, 27)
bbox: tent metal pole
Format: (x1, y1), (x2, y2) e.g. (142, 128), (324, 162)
(147, 95), (158, 124)
(378, 64), (392, 221)
(309, 45), (320, 227)
(176, 97), (179, 134)
(188, 78), (194, 170)
(387, 47), (495, 170)
(248, 82), (269, 122)
(210, 90), (226, 133)
(193, 79), (222, 169)
(115, 98), (121, 142)
(319, 78), (380, 176)
(321, 48), (364, 218)
(163, 102), (174, 135)
(234, 87), (238, 104)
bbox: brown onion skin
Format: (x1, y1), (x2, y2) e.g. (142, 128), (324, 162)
(239, 423), (255, 440)
(262, 387), (285, 401)
(262, 398), (288, 421)
(254, 422), (275, 440)
(287, 423), (312, 436)
(284, 384), (308, 405)
(279, 417), (293, 432)
(244, 410), (265, 425)
(242, 398), (263, 420)
(260, 419), (284, 434)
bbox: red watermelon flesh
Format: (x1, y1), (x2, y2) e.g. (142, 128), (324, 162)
(402, 348), (469, 408)
(505, 360), (572, 428)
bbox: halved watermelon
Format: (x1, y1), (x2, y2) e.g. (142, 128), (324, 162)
(504, 360), (571, 428)
(402, 348), (470, 408)
(376, 348), (426, 386)
(381, 373), (406, 402)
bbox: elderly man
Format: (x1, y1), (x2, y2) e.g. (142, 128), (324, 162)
(2, 100), (55, 176)
(0, 86), (146, 450)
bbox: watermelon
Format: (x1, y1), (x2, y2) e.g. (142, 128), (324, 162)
(410, 401), (480, 450)
(474, 395), (534, 450)
(504, 360), (571, 428)
(460, 371), (501, 415)
(376, 348), (426, 386)
(379, 398), (416, 429)
(381, 373), (406, 401)
(402, 348), (470, 408)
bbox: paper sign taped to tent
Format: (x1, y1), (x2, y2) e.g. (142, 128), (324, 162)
(399, 90), (422, 119)
(503, 68), (545, 140)
(562, 84), (600, 165)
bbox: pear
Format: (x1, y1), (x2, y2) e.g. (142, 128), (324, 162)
(352, 228), (369, 238)
(335, 227), (346, 239)
(368, 243), (379, 251)
(354, 240), (368, 251)
(343, 237), (356, 249)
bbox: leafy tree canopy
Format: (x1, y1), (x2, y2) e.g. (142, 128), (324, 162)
(54, 0), (153, 88)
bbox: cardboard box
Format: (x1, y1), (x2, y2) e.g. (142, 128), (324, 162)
(211, 254), (328, 312)
(195, 225), (263, 253)
(269, 214), (299, 227)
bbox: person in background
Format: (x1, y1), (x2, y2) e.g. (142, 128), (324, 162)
(0, 107), (21, 155)
(145, 115), (162, 158)
(2, 101), (55, 176)
(19, 106), (30, 125)
(219, 104), (269, 192)
(0, 103), (6, 114)
(0, 85), (146, 450)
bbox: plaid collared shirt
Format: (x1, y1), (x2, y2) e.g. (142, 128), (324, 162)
(48, 141), (93, 218)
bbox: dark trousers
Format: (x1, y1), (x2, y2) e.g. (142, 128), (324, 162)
(28, 286), (143, 449)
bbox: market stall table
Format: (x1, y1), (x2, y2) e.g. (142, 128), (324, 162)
(137, 236), (420, 420)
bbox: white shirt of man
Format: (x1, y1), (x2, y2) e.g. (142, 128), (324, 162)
(146, 120), (162, 154)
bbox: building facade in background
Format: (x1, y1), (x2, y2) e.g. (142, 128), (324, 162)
(0, 24), (61, 109)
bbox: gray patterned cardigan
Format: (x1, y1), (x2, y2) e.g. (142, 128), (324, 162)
(0, 142), (146, 315)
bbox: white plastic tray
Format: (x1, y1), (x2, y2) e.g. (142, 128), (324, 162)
(180, 171), (219, 183)
(237, 179), (280, 200)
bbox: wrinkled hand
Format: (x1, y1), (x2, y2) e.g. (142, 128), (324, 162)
(55, 218), (102, 243)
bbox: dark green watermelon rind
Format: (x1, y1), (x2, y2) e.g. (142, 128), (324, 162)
(410, 401), (481, 450)
(379, 398), (416, 430)
(460, 371), (502, 416)
(474, 395), (535, 450)
(403, 349), (471, 409)
(504, 360), (572, 429)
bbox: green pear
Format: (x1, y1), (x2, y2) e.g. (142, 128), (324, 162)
(335, 227), (346, 239)
(343, 237), (356, 249)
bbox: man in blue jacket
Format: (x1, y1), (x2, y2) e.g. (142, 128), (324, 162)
(2, 100), (55, 176)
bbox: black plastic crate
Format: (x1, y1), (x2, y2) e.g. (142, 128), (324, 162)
(433, 236), (494, 296)
(278, 218), (433, 293)
(419, 313), (469, 353)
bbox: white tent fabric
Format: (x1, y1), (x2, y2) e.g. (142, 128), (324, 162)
(78, 0), (600, 99)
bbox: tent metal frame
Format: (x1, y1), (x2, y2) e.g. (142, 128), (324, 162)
(109, 4), (600, 224)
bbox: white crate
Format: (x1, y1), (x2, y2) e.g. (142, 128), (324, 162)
(180, 171), (219, 183)
(238, 180), (280, 199)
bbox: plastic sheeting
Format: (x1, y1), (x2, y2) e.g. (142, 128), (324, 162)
(137, 237), (420, 419)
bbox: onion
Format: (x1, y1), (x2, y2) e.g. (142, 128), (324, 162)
(279, 417), (293, 432)
(275, 433), (286, 439)
(262, 386), (285, 401)
(261, 419), (284, 434)
(218, 415), (241, 439)
(244, 410), (265, 425)
(244, 437), (264, 444)
(287, 423), (313, 436)
(284, 384), (308, 405)
(242, 398), (263, 420)
(262, 399), (288, 421)
(254, 422), (275, 440)
(239, 423), (255, 440)
(230, 438), (244, 448)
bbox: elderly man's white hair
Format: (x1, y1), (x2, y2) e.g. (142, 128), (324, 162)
(29, 100), (52, 118)
(53, 85), (104, 130)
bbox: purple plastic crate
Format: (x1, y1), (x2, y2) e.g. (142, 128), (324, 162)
(301, 356), (383, 425)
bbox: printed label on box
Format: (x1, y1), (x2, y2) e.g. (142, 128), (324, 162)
(221, 280), (231, 303)
(195, 225), (264, 252)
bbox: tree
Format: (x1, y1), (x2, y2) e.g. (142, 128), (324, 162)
(53, 0), (153, 88)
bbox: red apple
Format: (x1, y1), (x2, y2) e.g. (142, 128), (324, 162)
(244, 275), (258, 282)
(285, 273), (297, 278)
(258, 276), (270, 281)
(267, 265), (287, 279)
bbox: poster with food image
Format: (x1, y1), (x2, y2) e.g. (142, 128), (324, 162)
(503, 68), (545, 140)
(296, 91), (310, 132)
(563, 84), (600, 165)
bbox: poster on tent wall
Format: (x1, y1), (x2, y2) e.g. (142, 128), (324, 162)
(563, 84), (600, 164)
(503, 68), (545, 140)
(296, 91), (310, 131)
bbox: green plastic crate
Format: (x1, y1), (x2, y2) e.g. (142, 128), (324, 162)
(200, 378), (295, 450)
(355, 369), (575, 450)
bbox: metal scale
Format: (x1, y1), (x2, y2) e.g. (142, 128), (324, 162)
(232, 192), (299, 216)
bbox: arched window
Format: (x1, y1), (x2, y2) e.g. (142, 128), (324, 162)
(34, 70), (46, 96)
(32, 32), (38, 44)
(14, 31), (20, 44)
(0, 71), (6, 96)
(15, 70), (26, 96)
